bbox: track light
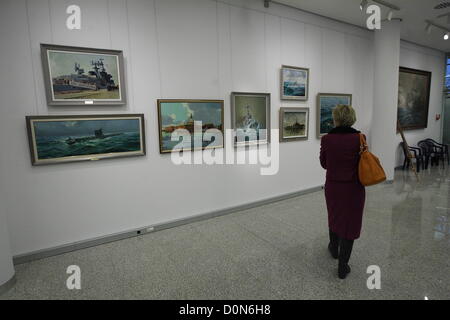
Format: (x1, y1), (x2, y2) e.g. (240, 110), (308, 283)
(387, 10), (393, 21)
(360, 0), (368, 11)
(425, 20), (450, 40)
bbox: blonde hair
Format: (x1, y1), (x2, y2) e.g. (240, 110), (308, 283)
(332, 105), (356, 127)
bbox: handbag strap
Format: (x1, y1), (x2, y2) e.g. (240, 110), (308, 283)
(359, 133), (368, 154)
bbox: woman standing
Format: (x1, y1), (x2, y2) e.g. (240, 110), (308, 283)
(320, 105), (366, 279)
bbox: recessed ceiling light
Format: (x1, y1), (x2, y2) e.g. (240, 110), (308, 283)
(444, 32), (449, 40)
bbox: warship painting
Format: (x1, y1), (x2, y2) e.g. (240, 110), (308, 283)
(27, 116), (145, 165)
(41, 44), (125, 104)
(51, 59), (119, 99)
(232, 93), (269, 145)
(318, 94), (352, 137)
(158, 100), (224, 153)
(281, 109), (308, 140)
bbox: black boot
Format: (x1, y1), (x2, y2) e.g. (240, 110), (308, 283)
(338, 238), (354, 279)
(328, 229), (339, 259)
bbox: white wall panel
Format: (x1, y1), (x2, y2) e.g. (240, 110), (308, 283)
(230, 5), (266, 92)
(321, 29), (346, 93)
(281, 18), (305, 68)
(49, 0), (111, 48)
(156, 0), (219, 98)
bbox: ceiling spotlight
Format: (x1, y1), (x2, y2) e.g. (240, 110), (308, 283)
(360, 0), (368, 11)
(387, 10), (393, 21)
(444, 33), (449, 40)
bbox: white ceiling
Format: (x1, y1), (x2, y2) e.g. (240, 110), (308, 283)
(275, 0), (450, 52)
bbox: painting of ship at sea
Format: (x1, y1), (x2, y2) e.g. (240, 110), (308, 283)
(41, 44), (127, 105)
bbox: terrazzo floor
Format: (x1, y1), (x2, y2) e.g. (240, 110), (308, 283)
(1, 167), (449, 300)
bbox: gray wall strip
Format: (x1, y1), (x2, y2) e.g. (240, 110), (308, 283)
(13, 185), (324, 265)
(0, 275), (16, 296)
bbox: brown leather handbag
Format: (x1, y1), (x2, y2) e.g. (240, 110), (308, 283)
(358, 134), (386, 186)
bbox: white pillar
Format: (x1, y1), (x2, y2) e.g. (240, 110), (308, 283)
(0, 207), (15, 294)
(371, 19), (401, 181)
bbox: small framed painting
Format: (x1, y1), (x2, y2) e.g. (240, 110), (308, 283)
(26, 114), (145, 165)
(41, 43), (127, 105)
(157, 99), (224, 153)
(317, 93), (352, 138)
(279, 107), (309, 142)
(280, 65), (309, 101)
(231, 92), (271, 147)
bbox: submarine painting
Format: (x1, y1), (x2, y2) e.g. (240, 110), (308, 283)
(41, 44), (126, 105)
(281, 66), (309, 101)
(26, 114), (146, 165)
(157, 100), (224, 153)
(279, 107), (309, 142)
(317, 93), (352, 138)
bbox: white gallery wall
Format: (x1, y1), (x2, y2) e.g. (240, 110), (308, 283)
(0, 0), (444, 257)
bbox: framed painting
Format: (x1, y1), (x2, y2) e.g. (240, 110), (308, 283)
(41, 44), (126, 105)
(157, 99), (224, 153)
(280, 65), (309, 101)
(397, 67), (431, 130)
(279, 107), (309, 142)
(317, 93), (352, 138)
(26, 114), (145, 165)
(231, 92), (271, 147)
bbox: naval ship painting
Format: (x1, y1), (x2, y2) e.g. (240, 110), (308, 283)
(52, 59), (119, 96)
(41, 44), (126, 105)
(158, 100), (224, 153)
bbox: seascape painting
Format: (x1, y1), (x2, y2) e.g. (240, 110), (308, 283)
(231, 92), (270, 146)
(397, 67), (431, 130)
(317, 93), (352, 137)
(157, 100), (224, 153)
(27, 115), (145, 165)
(41, 44), (126, 105)
(280, 108), (309, 142)
(281, 66), (309, 100)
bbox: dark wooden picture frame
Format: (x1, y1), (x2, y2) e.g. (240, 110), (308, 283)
(397, 66), (432, 131)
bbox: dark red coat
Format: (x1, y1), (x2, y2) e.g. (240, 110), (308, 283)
(320, 127), (366, 240)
